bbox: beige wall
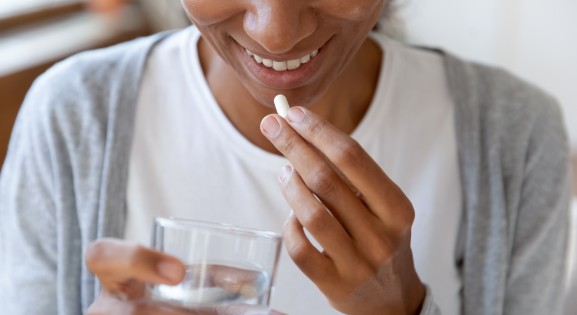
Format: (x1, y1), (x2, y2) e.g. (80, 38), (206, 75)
(397, 0), (577, 149)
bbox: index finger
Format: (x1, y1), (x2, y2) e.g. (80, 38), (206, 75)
(85, 238), (185, 286)
(283, 106), (414, 229)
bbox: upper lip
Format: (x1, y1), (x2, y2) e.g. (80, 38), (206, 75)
(236, 38), (329, 61)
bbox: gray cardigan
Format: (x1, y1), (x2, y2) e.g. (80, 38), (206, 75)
(0, 30), (571, 315)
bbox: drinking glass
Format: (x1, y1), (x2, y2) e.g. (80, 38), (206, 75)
(149, 217), (282, 309)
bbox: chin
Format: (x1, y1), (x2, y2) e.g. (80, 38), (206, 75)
(245, 83), (329, 110)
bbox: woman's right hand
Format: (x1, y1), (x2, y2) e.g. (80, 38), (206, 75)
(85, 238), (283, 315)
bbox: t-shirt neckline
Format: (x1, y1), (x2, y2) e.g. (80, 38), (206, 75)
(182, 27), (395, 172)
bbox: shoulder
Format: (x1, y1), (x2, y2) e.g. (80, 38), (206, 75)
(444, 53), (569, 210)
(19, 31), (176, 135)
(8, 31), (178, 173)
(444, 54), (563, 131)
(443, 53), (567, 156)
(29, 31), (175, 107)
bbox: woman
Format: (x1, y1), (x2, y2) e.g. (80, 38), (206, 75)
(0, 0), (570, 314)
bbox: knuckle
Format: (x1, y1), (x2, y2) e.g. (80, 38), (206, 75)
(283, 230), (306, 265)
(280, 134), (298, 154)
(307, 165), (337, 196)
(393, 197), (415, 234)
(399, 209), (415, 232)
(370, 238), (394, 265)
(85, 240), (108, 271)
(343, 260), (374, 287)
(299, 205), (330, 232)
(306, 118), (325, 137)
(333, 138), (365, 166)
(287, 241), (310, 267)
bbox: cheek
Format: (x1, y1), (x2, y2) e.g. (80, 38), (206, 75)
(320, 0), (386, 22)
(181, 0), (244, 26)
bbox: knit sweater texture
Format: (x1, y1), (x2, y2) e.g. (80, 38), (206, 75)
(0, 30), (571, 315)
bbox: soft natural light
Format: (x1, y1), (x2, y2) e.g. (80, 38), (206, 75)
(0, 0), (75, 16)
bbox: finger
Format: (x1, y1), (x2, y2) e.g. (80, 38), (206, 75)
(115, 279), (147, 300)
(278, 164), (357, 263)
(260, 115), (377, 240)
(284, 107), (415, 232)
(85, 239), (185, 291)
(87, 290), (134, 315)
(283, 212), (336, 288)
(203, 265), (267, 299)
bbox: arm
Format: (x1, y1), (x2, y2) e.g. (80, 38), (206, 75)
(0, 77), (60, 314)
(504, 97), (570, 315)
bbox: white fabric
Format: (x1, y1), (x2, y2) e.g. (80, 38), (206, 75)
(126, 27), (462, 315)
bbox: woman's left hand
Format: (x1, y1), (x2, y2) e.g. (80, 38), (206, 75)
(260, 106), (426, 315)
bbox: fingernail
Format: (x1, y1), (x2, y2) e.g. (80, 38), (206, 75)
(279, 165), (293, 183)
(287, 107), (305, 123)
(157, 260), (183, 282)
(261, 116), (281, 138)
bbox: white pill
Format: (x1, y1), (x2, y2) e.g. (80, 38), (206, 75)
(274, 94), (290, 118)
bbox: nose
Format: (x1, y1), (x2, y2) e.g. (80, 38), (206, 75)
(244, 1), (317, 54)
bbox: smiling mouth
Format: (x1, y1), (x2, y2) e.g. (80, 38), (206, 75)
(244, 48), (320, 72)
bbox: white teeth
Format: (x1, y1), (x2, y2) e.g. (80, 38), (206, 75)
(272, 61), (287, 71)
(287, 59), (301, 70)
(246, 48), (320, 71)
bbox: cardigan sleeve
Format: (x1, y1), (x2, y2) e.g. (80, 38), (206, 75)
(0, 73), (63, 315)
(0, 32), (168, 315)
(502, 91), (571, 315)
(445, 53), (571, 315)
(0, 53), (102, 314)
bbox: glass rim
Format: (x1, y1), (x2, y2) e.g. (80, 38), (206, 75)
(154, 217), (282, 240)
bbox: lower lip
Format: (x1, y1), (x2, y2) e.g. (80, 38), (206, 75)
(238, 42), (327, 90)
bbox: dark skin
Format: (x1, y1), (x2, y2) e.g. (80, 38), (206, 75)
(198, 37), (382, 154)
(86, 0), (426, 314)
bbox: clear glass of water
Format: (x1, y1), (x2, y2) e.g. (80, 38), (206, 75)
(150, 217), (282, 309)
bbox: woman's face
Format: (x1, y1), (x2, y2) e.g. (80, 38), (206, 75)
(181, 0), (387, 107)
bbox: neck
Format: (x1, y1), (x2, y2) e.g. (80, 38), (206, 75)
(198, 37), (382, 154)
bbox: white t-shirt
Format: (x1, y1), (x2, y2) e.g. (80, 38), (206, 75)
(126, 27), (462, 315)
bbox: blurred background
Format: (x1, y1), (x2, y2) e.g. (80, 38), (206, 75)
(0, 0), (575, 313)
